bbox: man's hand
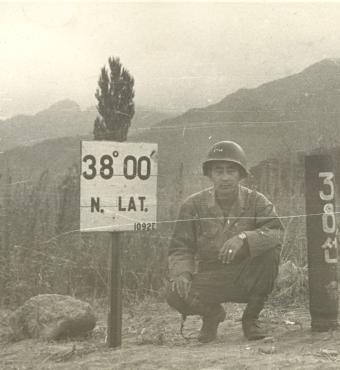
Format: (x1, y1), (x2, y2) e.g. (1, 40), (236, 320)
(219, 235), (245, 264)
(171, 272), (192, 299)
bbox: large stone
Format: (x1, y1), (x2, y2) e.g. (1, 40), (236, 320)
(9, 294), (96, 341)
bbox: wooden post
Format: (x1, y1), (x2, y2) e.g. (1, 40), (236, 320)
(304, 154), (338, 331)
(107, 232), (122, 347)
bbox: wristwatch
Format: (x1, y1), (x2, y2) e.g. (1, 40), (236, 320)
(238, 232), (247, 241)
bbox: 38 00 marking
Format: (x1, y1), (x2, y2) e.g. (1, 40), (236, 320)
(82, 152), (152, 181)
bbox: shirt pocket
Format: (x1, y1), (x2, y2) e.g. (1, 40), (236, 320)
(197, 221), (221, 260)
(200, 220), (220, 239)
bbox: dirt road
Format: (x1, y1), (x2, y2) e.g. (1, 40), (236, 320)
(1, 300), (340, 369)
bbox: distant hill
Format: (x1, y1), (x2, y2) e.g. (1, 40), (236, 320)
(0, 100), (176, 152)
(156, 58), (340, 128)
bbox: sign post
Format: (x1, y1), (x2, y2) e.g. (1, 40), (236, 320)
(80, 141), (158, 347)
(108, 232), (122, 347)
(304, 154), (338, 331)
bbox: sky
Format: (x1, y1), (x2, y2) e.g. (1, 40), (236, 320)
(2, 2), (340, 118)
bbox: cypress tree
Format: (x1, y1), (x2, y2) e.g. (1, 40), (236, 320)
(94, 57), (135, 141)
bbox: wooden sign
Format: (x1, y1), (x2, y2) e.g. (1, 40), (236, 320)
(305, 154), (338, 331)
(80, 141), (158, 232)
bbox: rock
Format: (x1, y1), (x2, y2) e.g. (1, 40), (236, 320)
(263, 336), (275, 343)
(258, 346), (276, 354)
(9, 294), (96, 341)
(136, 327), (165, 345)
(284, 320), (296, 325)
(319, 349), (338, 357)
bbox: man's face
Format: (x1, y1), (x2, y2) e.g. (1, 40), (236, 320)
(209, 161), (242, 197)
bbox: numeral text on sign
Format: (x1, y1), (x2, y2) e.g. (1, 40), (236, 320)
(319, 172), (337, 263)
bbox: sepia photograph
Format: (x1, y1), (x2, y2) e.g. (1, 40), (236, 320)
(1, 1), (340, 369)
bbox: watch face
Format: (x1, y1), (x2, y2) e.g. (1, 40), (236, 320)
(239, 232), (246, 240)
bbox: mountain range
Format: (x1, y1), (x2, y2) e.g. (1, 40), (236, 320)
(1, 58), (340, 204)
(0, 101), (176, 152)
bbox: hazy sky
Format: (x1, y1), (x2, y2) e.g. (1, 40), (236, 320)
(2, 2), (340, 118)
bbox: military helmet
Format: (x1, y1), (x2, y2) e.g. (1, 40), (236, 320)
(202, 141), (249, 178)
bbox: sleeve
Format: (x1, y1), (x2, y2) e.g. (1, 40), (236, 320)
(168, 198), (198, 280)
(244, 192), (284, 258)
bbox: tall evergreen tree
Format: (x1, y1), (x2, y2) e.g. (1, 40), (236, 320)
(94, 57), (135, 141)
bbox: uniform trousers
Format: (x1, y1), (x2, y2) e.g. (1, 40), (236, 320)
(167, 247), (280, 316)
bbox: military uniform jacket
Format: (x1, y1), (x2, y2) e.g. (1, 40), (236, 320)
(168, 185), (284, 279)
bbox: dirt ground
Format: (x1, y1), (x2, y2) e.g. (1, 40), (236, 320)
(1, 299), (340, 370)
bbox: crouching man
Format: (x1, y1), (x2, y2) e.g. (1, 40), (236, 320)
(167, 141), (284, 342)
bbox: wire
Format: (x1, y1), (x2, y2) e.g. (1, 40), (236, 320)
(25, 209), (338, 245)
(129, 119), (306, 133)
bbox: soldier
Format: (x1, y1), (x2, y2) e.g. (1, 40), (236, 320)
(167, 141), (284, 342)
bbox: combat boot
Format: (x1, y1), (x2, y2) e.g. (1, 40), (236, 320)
(198, 305), (226, 343)
(242, 319), (267, 340)
(242, 296), (267, 341)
